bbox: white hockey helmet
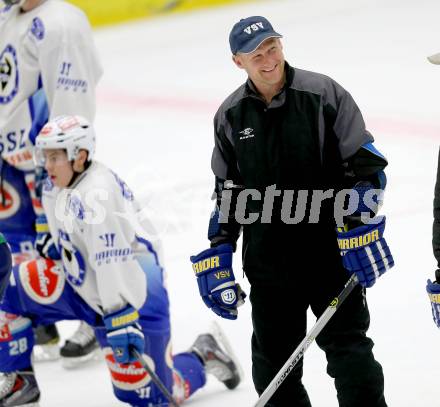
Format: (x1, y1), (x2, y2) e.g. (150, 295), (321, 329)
(34, 115), (95, 166)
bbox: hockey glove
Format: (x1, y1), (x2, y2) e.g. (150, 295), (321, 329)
(426, 270), (440, 328)
(35, 166), (48, 200)
(104, 306), (145, 364)
(337, 216), (394, 288)
(190, 243), (246, 320)
(35, 214), (61, 260)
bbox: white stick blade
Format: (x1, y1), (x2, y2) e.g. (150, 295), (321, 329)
(427, 52), (440, 65)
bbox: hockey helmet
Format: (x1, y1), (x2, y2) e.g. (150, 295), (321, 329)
(34, 115), (96, 166)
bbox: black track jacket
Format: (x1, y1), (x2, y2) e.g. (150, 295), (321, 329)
(434, 148), (440, 268)
(209, 62), (387, 282)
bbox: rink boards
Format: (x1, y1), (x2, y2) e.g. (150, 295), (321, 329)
(68, 0), (257, 27)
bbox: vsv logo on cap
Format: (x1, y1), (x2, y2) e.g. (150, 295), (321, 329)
(243, 22), (264, 35)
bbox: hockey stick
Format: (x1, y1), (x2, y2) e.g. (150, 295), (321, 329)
(132, 348), (180, 407)
(252, 273), (359, 407)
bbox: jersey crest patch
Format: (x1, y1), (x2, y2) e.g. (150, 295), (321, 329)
(0, 44), (19, 104)
(59, 230), (87, 287)
(0, 180), (20, 219)
(103, 347), (153, 390)
(67, 193), (85, 220)
(18, 258), (65, 305)
(30, 17), (45, 40)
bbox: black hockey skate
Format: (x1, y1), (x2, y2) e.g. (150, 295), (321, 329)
(33, 324), (60, 362)
(190, 323), (242, 390)
(60, 321), (100, 369)
(0, 369), (40, 407)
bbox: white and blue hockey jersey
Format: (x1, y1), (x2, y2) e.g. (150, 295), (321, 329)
(0, 1), (102, 245)
(42, 161), (166, 316)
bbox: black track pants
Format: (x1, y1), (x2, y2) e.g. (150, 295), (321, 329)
(249, 275), (387, 407)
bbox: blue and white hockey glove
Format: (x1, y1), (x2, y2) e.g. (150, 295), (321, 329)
(426, 271), (440, 328)
(190, 243), (246, 320)
(0, 234), (12, 299)
(35, 214), (61, 260)
(337, 216), (394, 288)
(104, 306), (145, 364)
(35, 166), (48, 200)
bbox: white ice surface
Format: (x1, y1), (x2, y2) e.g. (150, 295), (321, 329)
(35, 0), (439, 405)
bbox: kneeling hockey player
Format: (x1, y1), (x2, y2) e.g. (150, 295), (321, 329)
(0, 115), (241, 406)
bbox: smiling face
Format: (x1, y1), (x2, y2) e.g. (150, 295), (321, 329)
(232, 37), (286, 102)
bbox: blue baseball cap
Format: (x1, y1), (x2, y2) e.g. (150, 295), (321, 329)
(229, 16), (282, 55)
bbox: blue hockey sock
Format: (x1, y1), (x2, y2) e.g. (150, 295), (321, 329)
(173, 351), (206, 398)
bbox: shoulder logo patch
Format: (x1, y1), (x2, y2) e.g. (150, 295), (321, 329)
(0, 44), (19, 104)
(30, 17), (45, 40)
(239, 128), (255, 140)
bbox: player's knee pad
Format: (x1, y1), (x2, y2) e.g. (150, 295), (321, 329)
(2, 258), (94, 326)
(2, 258), (65, 315)
(103, 346), (173, 406)
(17, 258), (65, 304)
(103, 332), (174, 406)
(0, 312), (34, 372)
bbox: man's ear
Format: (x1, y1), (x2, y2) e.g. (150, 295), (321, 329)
(232, 54), (244, 69)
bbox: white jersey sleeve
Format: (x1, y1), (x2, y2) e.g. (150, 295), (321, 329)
(0, 1), (102, 172)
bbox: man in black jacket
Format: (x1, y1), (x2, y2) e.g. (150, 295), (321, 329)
(191, 16), (394, 406)
(425, 53), (440, 326)
(427, 52), (440, 270)
(426, 146), (440, 325)
(435, 149), (440, 275)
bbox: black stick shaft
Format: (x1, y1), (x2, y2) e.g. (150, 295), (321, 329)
(133, 349), (180, 407)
